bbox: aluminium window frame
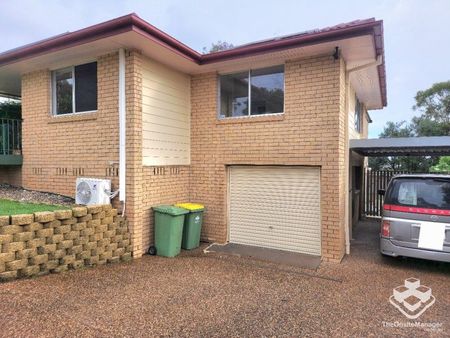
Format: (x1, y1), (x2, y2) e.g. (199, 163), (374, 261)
(217, 65), (285, 119)
(51, 62), (98, 116)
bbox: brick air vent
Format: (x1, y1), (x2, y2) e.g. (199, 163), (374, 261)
(32, 168), (44, 175)
(106, 167), (119, 177)
(152, 167), (166, 176)
(72, 168), (85, 176)
(55, 168), (69, 176)
(169, 167), (181, 175)
(150, 167), (183, 176)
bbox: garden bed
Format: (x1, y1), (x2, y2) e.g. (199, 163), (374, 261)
(0, 184), (74, 214)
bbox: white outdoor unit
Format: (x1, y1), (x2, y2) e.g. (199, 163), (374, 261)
(75, 178), (111, 205)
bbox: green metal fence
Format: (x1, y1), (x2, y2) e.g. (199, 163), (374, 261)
(0, 118), (22, 156)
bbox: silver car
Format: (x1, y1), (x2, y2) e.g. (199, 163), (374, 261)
(380, 174), (450, 262)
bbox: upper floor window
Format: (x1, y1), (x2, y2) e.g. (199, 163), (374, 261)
(219, 65), (284, 118)
(52, 62), (97, 115)
(354, 96), (362, 133)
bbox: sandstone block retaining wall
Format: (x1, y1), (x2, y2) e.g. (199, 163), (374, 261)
(0, 205), (131, 281)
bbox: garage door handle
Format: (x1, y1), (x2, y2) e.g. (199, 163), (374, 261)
(268, 226), (273, 229)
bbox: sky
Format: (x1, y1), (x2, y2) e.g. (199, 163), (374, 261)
(0, 0), (449, 137)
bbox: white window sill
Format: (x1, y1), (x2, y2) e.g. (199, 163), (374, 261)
(48, 111), (98, 124)
(217, 113), (285, 125)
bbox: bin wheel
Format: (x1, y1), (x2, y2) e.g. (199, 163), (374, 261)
(148, 246), (157, 255)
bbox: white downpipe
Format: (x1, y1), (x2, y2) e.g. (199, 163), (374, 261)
(119, 48), (126, 203)
(344, 69), (351, 256)
(344, 55), (383, 255)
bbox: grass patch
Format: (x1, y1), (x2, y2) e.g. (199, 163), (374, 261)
(0, 199), (68, 216)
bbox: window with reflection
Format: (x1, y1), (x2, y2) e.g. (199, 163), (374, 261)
(219, 65), (284, 118)
(52, 62), (97, 115)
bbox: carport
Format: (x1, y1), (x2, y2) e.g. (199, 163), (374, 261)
(347, 136), (450, 251)
(350, 136), (450, 157)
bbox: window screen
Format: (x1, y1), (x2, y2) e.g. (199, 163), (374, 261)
(75, 62), (97, 112)
(53, 62), (97, 115)
(250, 65), (284, 115)
(219, 72), (249, 117)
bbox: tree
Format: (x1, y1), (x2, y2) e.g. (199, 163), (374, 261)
(430, 156), (450, 172)
(202, 41), (234, 53)
(412, 81), (450, 136)
(368, 121), (433, 171)
(0, 100), (21, 119)
(379, 121), (413, 138)
(369, 81), (449, 172)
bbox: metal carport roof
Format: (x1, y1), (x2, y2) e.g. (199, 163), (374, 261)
(350, 136), (450, 156)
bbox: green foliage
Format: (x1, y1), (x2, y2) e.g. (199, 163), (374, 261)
(411, 81), (450, 136)
(370, 81), (449, 171)
(430, 156), (450, 172)
(379, 121), (414, 138)
(0, 100), (21, 119)
(414, 81), (450, 123)
(202, 41), (234, 53)
(0, 199), (67, 216)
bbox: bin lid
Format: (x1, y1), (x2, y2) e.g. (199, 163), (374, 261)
(175, 203), (205, 211)
(153, 205), (189, 216)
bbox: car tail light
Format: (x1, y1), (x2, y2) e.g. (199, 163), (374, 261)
(381, 220), (390, 238)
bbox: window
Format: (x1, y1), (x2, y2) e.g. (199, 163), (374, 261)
(52, 62), (97, 115)
(354, 97), (362, 133)
(219, 65), (284, 118)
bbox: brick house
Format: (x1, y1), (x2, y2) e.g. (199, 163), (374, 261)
(0, 14), (386, 262)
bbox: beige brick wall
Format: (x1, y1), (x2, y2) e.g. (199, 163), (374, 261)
(19, 51), (149, 258)
(0, 167), (22, 186)
(124, 50), (145, 257)
(190, 55), (348, 261)
(141, 166), (190, 252)
(121, 50), (191, 256)
(21, 53), (121, 197)
(17, 51), (353, 262)
(0, 205), (131, 282)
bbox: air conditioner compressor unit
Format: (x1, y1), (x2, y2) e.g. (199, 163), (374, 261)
(75, 178), (111, 205)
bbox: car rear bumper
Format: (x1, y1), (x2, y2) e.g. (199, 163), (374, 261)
(380, 237), (450, 263)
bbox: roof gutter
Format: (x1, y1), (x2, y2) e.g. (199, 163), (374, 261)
(0, 15), (383, 67)
(0, 14), (386, 106)
(0, 92), (21, 100)
(201, 22), (380, 64)
(130, 15), (201, 62)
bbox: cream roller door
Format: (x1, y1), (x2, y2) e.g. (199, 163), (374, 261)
(229, 166), (321, 256)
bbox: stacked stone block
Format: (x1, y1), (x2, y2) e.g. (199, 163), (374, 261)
(0, 205), (132, 282)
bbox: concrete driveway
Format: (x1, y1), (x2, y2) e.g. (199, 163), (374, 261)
(0, 220), (449, 337)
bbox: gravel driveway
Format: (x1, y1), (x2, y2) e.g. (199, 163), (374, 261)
(0, 220), (448, 337)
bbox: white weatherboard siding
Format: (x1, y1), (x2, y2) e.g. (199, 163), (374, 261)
(229, 166), (321, 256)
(142, 57), (191, 165)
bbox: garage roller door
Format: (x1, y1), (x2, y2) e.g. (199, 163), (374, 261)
(229, 166), (321, 256)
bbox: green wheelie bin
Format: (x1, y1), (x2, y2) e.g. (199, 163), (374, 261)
(153, 205), (189, 257)
(175, 203), (205, 250)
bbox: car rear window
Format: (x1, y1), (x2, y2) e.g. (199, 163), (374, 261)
(386, 177), (450, 210)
